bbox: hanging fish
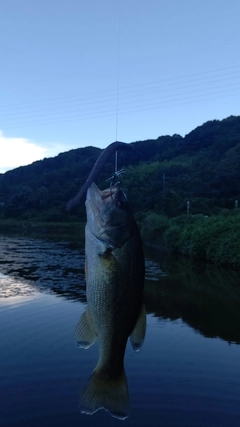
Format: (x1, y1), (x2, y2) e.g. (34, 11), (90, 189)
(74, 142), (146, 419)
(75, 181), (146, 419)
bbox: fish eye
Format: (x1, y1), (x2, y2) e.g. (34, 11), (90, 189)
(116, 198), (127, 209)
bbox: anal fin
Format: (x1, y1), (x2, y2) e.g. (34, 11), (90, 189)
(130, 304), (146, 352)
(75, 307), (97, 349)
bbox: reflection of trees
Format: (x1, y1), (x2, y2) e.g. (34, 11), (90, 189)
(144, 248), (240, 344)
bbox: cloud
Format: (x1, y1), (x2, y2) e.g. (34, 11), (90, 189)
(0, 131), (62, 174)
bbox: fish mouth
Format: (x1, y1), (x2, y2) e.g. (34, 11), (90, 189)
(86, 182), (117, 224)
(86, 182), (131, 241)
(87, 182), (124, 206)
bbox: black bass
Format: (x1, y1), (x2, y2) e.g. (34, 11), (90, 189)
(75, 181), (146, 420)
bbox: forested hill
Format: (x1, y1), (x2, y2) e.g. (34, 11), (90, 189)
(0, 115), (240, 221)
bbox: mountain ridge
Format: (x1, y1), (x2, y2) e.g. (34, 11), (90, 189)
(0, 115), (239, 220)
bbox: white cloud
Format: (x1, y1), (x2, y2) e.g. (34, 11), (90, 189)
(0, 131), (63, 174)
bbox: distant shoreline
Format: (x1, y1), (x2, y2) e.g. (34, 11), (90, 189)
(1, 213), (240, 270)
(0, 219), (85, 241)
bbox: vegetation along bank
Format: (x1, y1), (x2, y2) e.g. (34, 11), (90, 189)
(140, 211), (240, 269)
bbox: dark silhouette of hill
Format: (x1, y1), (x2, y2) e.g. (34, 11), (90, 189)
(0, 115), (240, 220)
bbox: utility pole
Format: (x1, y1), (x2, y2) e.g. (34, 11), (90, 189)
(162, 172), (165, 214)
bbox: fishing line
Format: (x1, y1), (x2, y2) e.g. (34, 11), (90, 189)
(115, 0), (121, 142)
(115, 0), (122, 173)
(115, 151), (118, 174)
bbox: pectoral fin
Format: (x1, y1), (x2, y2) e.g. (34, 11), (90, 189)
(75, 307), (97, 349)
(130, 304), (146, 352)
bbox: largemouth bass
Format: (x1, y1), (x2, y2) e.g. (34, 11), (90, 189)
(75, 181), (146, 420)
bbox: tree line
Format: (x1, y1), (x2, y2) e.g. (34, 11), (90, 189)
(0, 115), (240, 222)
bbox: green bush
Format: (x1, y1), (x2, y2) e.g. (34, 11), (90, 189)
(163, 213), (240, 268)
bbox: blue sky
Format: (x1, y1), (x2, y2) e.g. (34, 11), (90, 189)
(1, 0), (240, 172)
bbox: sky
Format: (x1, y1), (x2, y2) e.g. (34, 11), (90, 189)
(1, 0), (240, 173)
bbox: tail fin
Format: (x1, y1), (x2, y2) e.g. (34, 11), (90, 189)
(80, 369), (130, 420)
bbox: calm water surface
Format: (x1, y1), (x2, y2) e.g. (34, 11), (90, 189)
(0, 234), (240, 427)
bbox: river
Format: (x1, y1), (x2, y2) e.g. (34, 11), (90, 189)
(0, 233), (240, 426)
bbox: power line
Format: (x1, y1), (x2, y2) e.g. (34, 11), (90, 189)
(1, 60), (240, 131)
(1, 86), (240, 130)
(1, 63), (240, 114)
(1, 73), (240, 120)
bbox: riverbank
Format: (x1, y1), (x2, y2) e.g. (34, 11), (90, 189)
(0, 219), (85, 240)
(139, 211), (240, 269)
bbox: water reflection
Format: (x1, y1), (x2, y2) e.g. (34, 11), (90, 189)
(0, 235), (240, 346)
(0, 272), (35, 298)
(0, 236), (87, 303)
(144, 246), (240, 344)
